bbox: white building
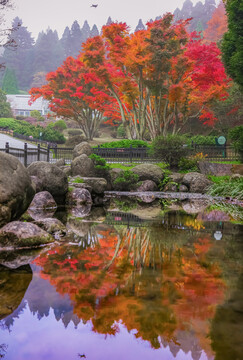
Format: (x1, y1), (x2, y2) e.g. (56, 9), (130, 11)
(6, 94), (50, 117)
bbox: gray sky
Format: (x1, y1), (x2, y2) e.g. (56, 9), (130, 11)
(5, 0), (203, 39)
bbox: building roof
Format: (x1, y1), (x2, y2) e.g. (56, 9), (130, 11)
(6, 94), (49, 112)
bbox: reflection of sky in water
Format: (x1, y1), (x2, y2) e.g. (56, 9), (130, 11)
(0, 217), (242, 360)
(1, 305), (208, 360)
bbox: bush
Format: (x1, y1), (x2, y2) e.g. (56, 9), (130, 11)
(65, 135), (86, 148)
(228, 126), (243, 161)
(113, 170), (139, 191)
(52, 120), (67, 132)
(0, 118), (65, 143)
(186, 135), (216, 146)
(68, 128), (83, 136)
(30, 110), (44, 121)
(89, 154), (111, 177)
(150, 135), (188, 168)
(178, 157), (199, 172)
(99, 139), (149, 148)
(117, 124), (126, 138)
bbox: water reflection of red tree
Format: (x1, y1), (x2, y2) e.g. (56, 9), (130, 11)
(34, 226), (225, 355)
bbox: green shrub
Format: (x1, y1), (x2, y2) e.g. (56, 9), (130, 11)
(0, 118), (65, 143)
(150, 135), (188, 168)
(89, 154), (111, 177)
(68, 128), (83, 136)
(30, 110), (44, 121)
(50, 120), (67, 132)
(117, 124), (126, 138)
(113, 170), (139, 191)
(178, 157), (199, 172)
(186, 135), (216, 145)
(99, 139), (149, 148)
(72, 177), (84, 184)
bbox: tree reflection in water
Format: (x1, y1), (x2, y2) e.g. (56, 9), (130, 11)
(32, 221), (231, 359)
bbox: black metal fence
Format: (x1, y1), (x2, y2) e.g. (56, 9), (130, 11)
(0, 142), (240, 167)
(0, 143), (49, 167)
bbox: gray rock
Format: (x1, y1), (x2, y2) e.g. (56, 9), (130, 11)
(67, 188), (92, 206)
(0, 152), (35, 227)
(179, 184), (188, 192)
(182, 172), (212, 193)
(137, 193), (156, 203)
(30, 175), (42, 192)
(169, 173), (184, 184)
(55, 158), (65, 167)
(132, 164), (164, 184)
(29, 191), (57, 210)
(27, 161), (68, 204)
(73, 142), (93, 159)
(198, 161), (232, 176)
(35, 218), (66, 238)
(109, 168), (123, 182)
(137, 180), (158, 192)
(71, 154), (95, 177)
(0, 221), (54, 249)
(62, 166), (72, 176)
(75, 177), (107, 194)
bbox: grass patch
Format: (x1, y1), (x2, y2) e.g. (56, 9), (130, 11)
(210, 161), (241, 165)
(207, 176), (243, 200)
(72, 177), (84, 184)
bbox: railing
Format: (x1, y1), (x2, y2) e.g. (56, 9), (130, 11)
(0, 142), (49, 167)
(0, 142), (240, 167)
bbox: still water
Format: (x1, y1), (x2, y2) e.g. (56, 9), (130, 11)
(0, 211), (242, 360)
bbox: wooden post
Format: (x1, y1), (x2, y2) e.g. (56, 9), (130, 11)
(24, 143), (28, 167)
(37, 144), (41, 161)
(5, 142), (9, 153)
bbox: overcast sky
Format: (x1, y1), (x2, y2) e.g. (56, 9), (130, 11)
(4, 0), (205, 39)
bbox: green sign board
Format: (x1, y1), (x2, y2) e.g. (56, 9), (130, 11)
(217, 136), (226, 145)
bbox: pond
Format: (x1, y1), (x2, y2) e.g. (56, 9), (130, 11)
(0, 210), (242, 360)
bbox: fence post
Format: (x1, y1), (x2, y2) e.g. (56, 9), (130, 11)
(47, 144), (50, 163)
(37, 144), (41, 161)
(129, 145), (133, 163)
(54, 143), (57, 160)
(5, 142), (9, 154)
(24, 143), (28, 167)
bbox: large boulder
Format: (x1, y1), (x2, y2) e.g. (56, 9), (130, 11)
(131, 164), (164, 185)
(0, 152), (35, 227)
(0, 221), (53, 249)
(182, 172), (212, 193)
(136, 180), (158, 192)
(73, 142), (93, 159)
(27, 161), (68, 204)
(29, 191), (57, 210)
(71, 154), (95, 177)
(70, 177), (107, 194)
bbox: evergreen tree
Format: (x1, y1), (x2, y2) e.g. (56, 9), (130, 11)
(33, 28), (63, 74)
(0, 89), (12, 117)
(135, 19), (145, 32)
(60, 26), (73, 58)
(81, 20), (91, 43)
(3, 17), (34, 90)
(70, 20), (82, 56)
(90, 24), (99, 38)
(106, 17), (113, 26)
(222, 0), (243, 90)
(2, 68), (19, 94)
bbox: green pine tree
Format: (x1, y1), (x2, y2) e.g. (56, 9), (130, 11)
(2, 68), (19, 94)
